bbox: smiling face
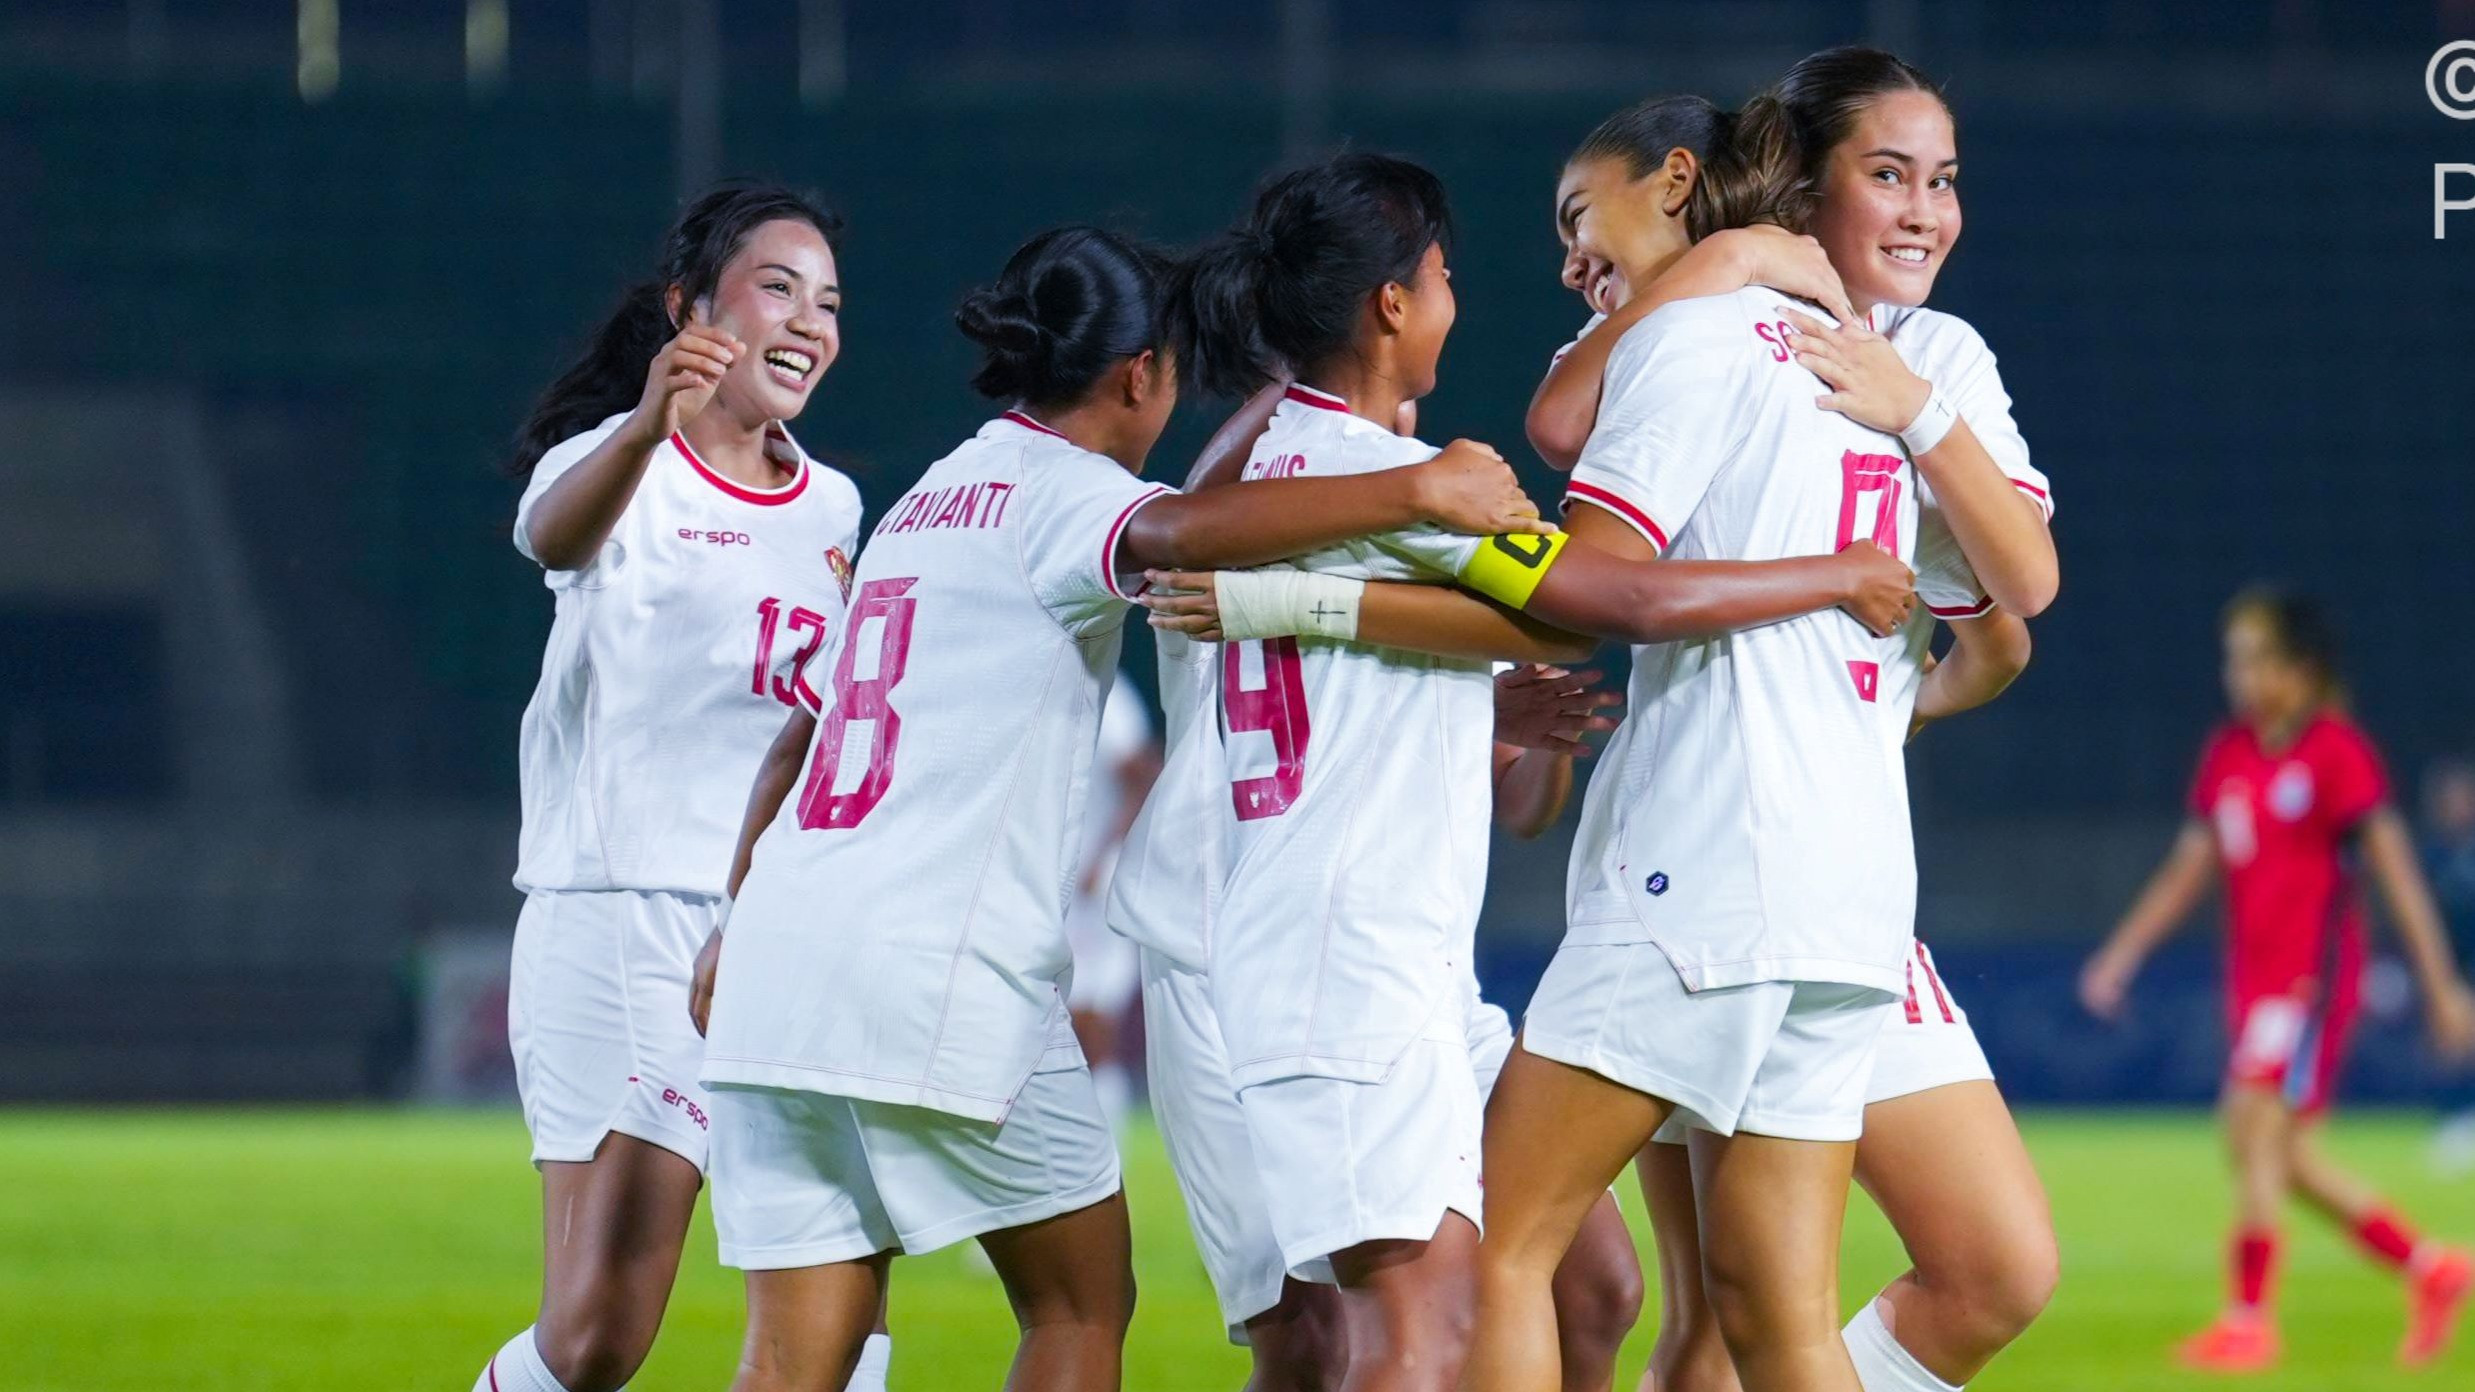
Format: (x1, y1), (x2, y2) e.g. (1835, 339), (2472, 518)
(1554, 152), (1694, 316)
(1807, 90), (1961, 316)
(688, 218), (842, 424)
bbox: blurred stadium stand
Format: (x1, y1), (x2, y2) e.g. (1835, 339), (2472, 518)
(2, 0), (2471, 1100)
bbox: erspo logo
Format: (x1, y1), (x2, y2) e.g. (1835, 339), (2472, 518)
(2433, 41), (2475, 237)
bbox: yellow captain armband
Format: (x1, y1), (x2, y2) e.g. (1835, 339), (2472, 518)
(1457, 530), (1571, 609)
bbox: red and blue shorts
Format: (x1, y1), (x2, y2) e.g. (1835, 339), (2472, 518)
(2226, 986), (2357, 1117)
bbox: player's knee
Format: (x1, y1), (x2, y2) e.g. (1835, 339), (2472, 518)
(1015, 1267), (1137, 1337)
(535, 1310), (655, 1392)
(1553, 1246), (1646, 1356)
(1933, 1230), (2061, 1350)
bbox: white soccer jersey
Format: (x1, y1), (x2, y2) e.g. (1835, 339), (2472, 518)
(1208, 385), (1495, 1089)
(1564, 289), (1932, 997)
(702, 412), (1173, 1123)
(1873, 304), (2053, 521)
(1105, 631), (1227, 970)
(513, 414), (863, 896)
(1079, 677), (1156, 883)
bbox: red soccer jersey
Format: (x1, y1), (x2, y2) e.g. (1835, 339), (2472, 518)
(2189, 711), (2390, 1006)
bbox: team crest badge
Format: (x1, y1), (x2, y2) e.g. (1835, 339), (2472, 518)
(823, 547), (855, 602)
(1645, 872), (1670, 896)
(2268, 762), (2315, 822)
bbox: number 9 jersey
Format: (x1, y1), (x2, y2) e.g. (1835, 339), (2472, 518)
(514, 414), (864, 897)
(703, 412), (1174, 1123)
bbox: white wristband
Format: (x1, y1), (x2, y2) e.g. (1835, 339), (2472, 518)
(1213, 570), (1364, 642)
(1899, 386), (1958, 457)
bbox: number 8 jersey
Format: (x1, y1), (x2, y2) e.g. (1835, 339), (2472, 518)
(514, 414), (864, 897)
(703, 412), (1173, 1123)
(1563, 289), (1932, 999)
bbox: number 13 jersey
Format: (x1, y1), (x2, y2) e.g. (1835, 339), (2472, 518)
(1563, 290), (1930, 998)
(703, 412), (1172, 1123)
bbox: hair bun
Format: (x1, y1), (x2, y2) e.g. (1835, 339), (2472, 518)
(954, 287), (1049, 358)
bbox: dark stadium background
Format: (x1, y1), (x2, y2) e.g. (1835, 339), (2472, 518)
(3, 0), (2472, 1111)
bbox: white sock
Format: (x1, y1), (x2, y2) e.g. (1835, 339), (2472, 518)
(847, 1332), (893, 1392)
(1092, 1061), (1133, 1132)
(1844, 1298), (1960, 1392)
(475, 1328), (583, 1392)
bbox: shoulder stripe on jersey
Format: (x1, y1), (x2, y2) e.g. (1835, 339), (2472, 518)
(1003, 409), (1067, 440)
(1101, 486), (1175, 600)
(1283, 384), (1350, 413)
(1927, 595), (1997, 619)
(671, 431), (810, 506)
(1565, 480), (1670, 551)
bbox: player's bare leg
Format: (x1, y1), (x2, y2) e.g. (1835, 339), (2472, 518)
(516, 1134), (702, 1392)
(2177, 1083), (2288, 1370)
(1551, 1194), (1646, 1392)
(1632, 1142), (1735, 1392)
(731, 1249), (891, 1392)
(1468, 1042), (1671, 1392)
(1852, 1081), (2059, 1385)
(1686, 1127), (1861, 1392)
(976, 1190), (1138, 1392)
(1326, 1215), (1478, 1392)
(2285, 1120), (2475, 1364)
(1247, 1278), (1350, 1392)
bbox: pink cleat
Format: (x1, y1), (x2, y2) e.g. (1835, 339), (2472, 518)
(2402, 1247), (2473, 1367)
(2176, 1310), (2280, 1373)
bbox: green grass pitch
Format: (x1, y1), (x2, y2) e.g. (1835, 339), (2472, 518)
(2, 1107), (2469, 1389)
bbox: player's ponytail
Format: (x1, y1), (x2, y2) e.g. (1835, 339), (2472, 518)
(956, 226), (1173, 412)
(1690, 95), (1813, 238)
(1174, 151), (1452, 399)
(1768, 46), (1952, 190)
(508, 181), (843, 479)
(1565, 93), (1809, 242)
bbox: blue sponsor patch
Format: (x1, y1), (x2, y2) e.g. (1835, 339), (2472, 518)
(1645, 872), (1669, 896)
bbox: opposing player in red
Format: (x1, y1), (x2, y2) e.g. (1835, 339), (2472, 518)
(2084, 587), (2475, 1371)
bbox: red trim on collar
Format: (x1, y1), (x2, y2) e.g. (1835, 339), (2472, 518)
(672, 431), (809, 506)
(1003, 410), (1068, 439)
(1282, 384), (1350, 413)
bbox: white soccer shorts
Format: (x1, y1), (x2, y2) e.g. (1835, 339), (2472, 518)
(1142, 951), (1288, 1340)
(1523, 942), (1889, 1143)
(1865, 941), (1994, 1105)
(705, 1068), (1122, 1271)
(508, 889), (721, 1171)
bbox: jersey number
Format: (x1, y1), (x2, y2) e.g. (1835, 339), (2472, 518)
(753, 597), (830, 710)
(1835, 451), (1905, 554)
(1225, 637), (1309, 821)
(795, 577), (919, 830)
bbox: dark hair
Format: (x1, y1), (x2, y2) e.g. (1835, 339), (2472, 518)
(1174, 151), (1454, 400)
(1567, 93), (1812, 241)
(2224, 586), (2343, 691)
(1770, 46), (1951, 188)
(954, 225), (1174, 411)
(508, 181), (844, 478)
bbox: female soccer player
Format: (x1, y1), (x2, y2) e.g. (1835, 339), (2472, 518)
(1124, 389), (1640, 1392)
(1151, 149), (1915, 1392)
(1524, 54), (2064, 1392)
(686, 224), (1546, 1392)
(1421, 82), (2004, 1389)
(2084, 588), (2475, 1371)
(478, 184), (868, 1392)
